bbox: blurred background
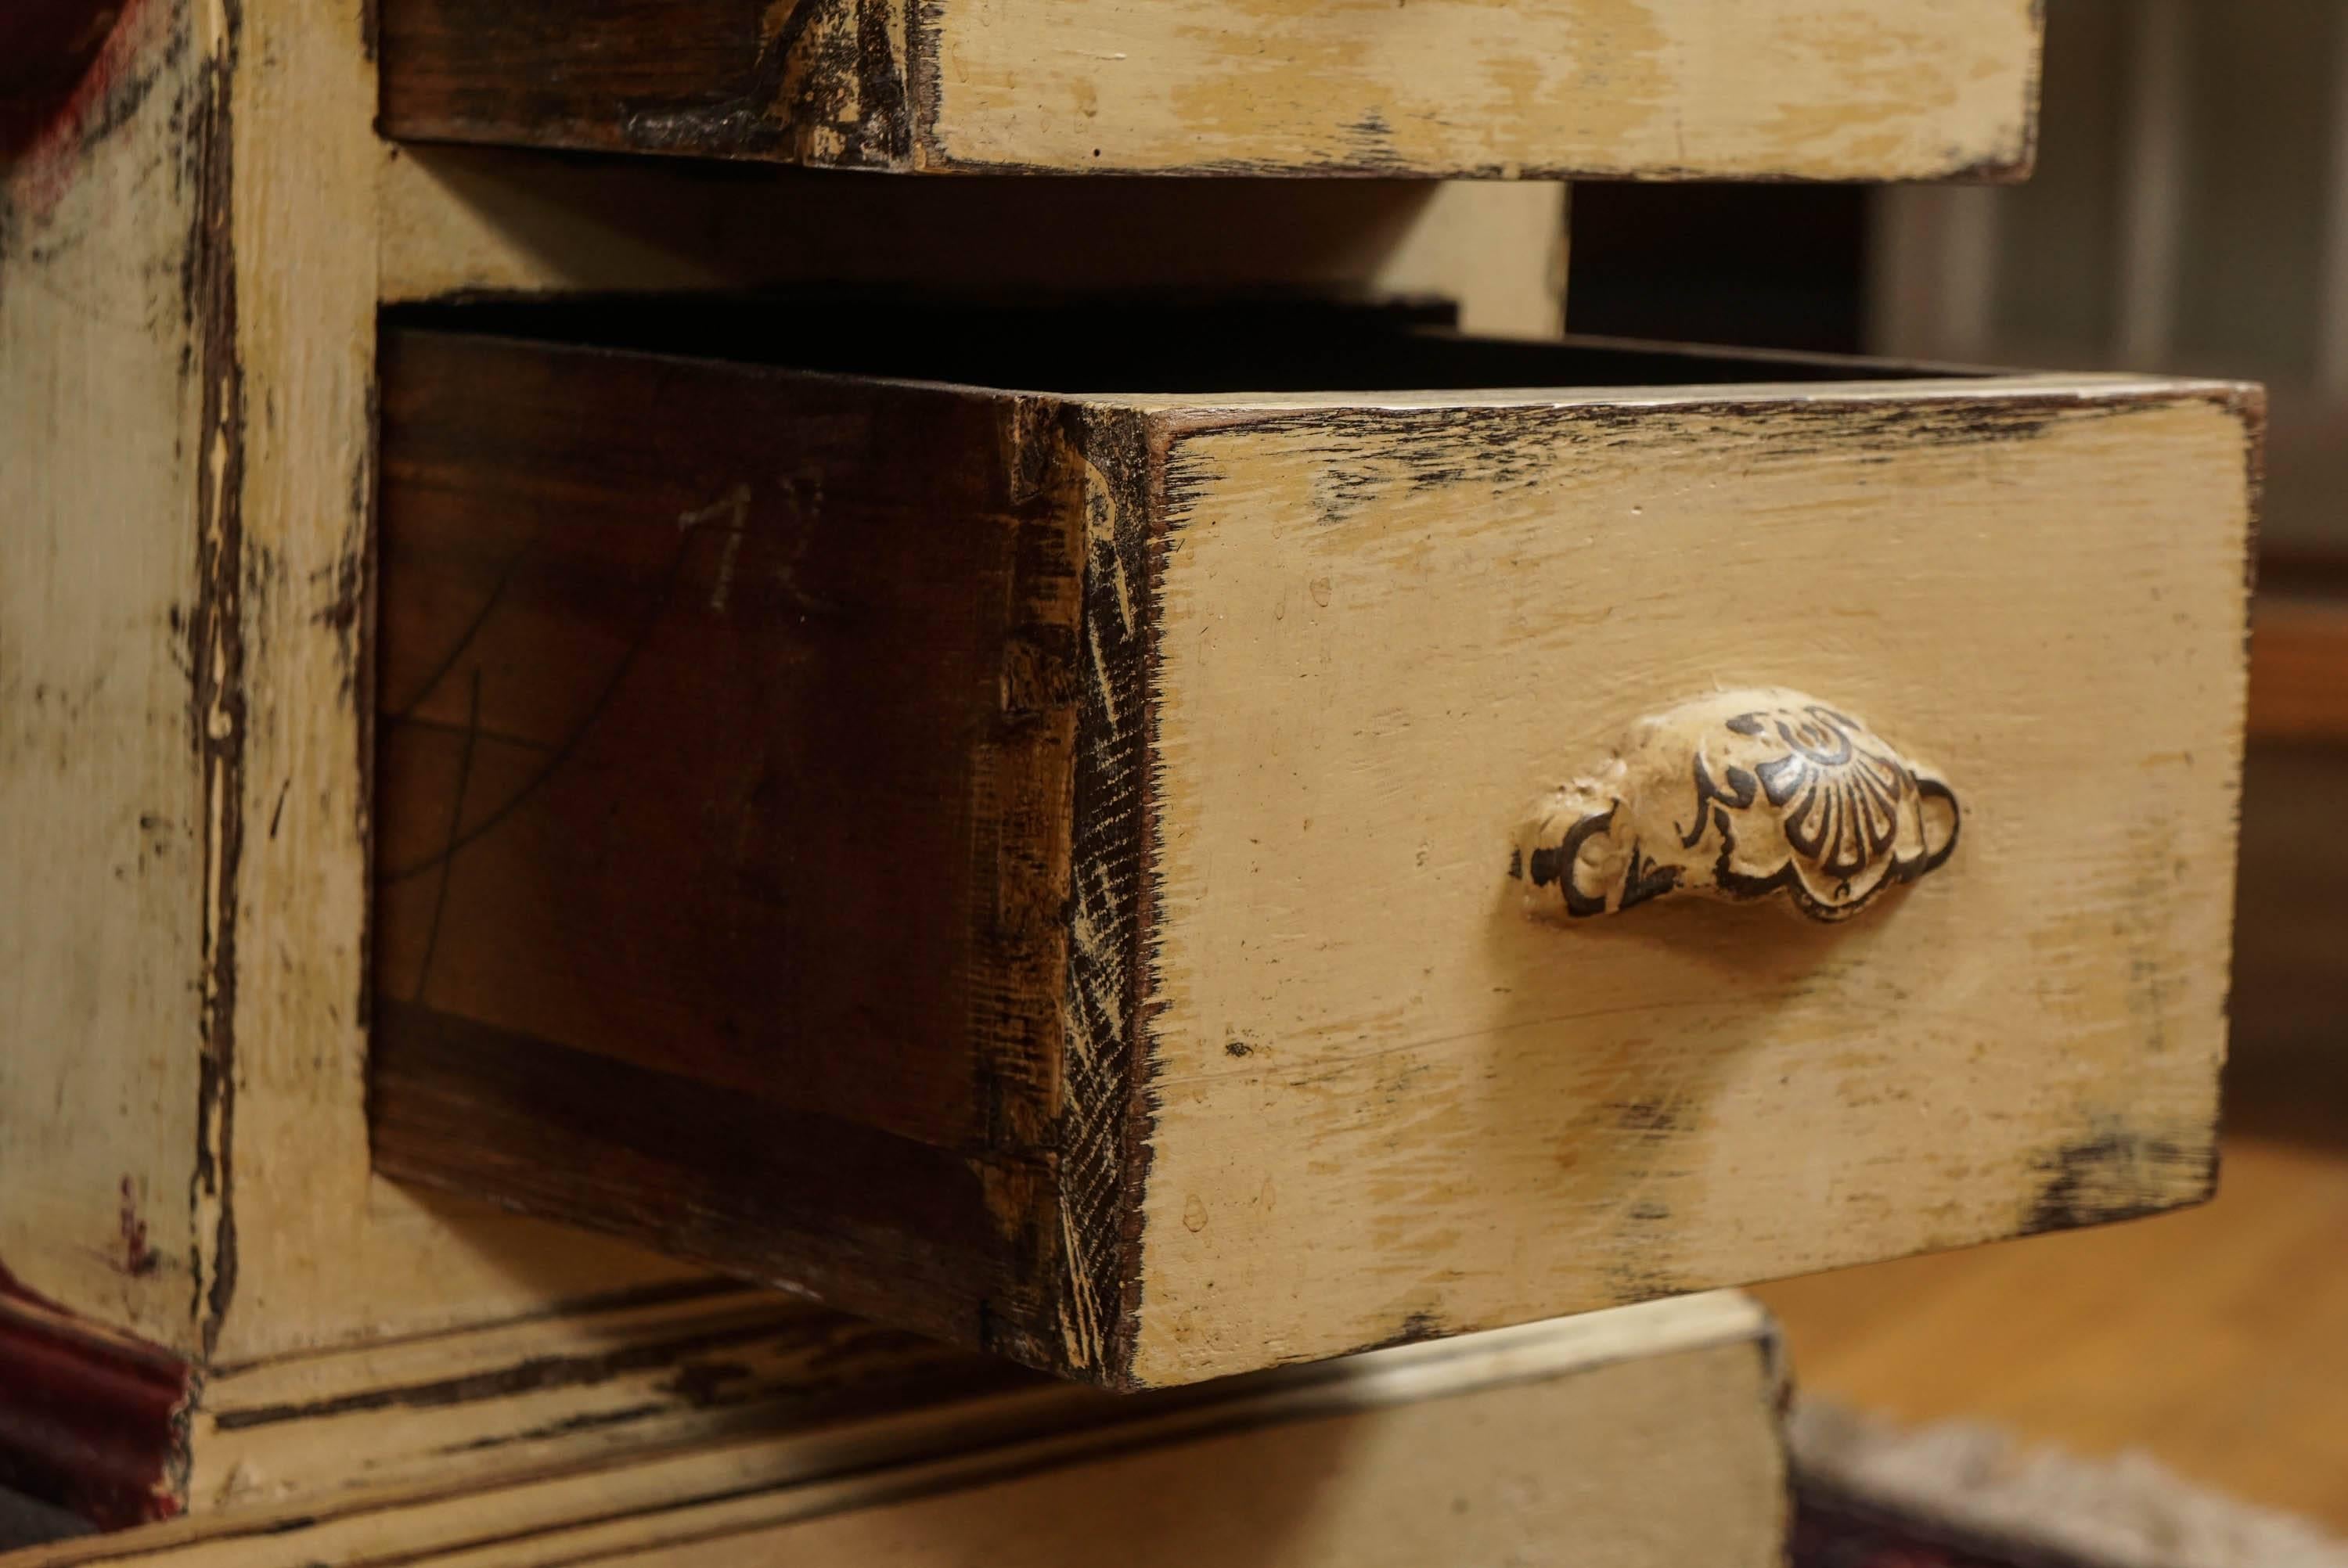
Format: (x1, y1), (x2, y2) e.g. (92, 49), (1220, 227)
(1568, 0), (2348, 1533)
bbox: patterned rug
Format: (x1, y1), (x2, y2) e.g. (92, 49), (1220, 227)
(1797, 1484), (2164, 1568)
(1790, 1403), (2348, 1568)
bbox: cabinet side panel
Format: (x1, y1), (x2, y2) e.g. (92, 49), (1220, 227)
(0, 0), (210, 1357)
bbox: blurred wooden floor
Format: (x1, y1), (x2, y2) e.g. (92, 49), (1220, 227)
(1758, 1083), (2348, 1534)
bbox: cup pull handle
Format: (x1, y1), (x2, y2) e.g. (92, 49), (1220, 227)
(1511, 688), (1960, 924)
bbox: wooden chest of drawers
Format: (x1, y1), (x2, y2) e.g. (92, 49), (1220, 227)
(0, 0), (2266, 1545)
(369, 300), (2256, 1389)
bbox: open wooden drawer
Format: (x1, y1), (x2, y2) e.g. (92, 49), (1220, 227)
(372, 299), (2257, 1390)
(377, 0), (2043, 180)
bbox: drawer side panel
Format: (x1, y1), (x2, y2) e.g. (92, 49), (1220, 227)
(371, 332), (1089, 1369)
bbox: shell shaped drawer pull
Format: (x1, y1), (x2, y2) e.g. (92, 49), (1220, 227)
(1514, 687), (1961, 924)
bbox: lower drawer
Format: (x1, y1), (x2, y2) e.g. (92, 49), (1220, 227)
(370, 300), (2256, 1388)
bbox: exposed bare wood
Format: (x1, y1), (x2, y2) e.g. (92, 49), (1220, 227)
(5, 0), (1575, 1513)
(0, 0), (947, 1525)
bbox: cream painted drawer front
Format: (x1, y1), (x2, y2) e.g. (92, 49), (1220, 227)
(1132, 388), (2249, 1383)
(370, 304), (2257, 1389)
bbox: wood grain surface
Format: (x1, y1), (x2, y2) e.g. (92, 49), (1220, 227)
(370, 328), (1097, 1372)
(379, 0), (2041, 178)
(370, 308), (2257, 1389)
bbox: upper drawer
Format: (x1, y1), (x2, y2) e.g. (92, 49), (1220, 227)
(378, 0), (2044, 179)
(370, 302), (2256, 1390)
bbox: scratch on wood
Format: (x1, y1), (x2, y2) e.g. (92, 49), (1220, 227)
(411, 669), (481, 1004)
(186, 0), (245, 1361)
(208, 1314), (828, 1430)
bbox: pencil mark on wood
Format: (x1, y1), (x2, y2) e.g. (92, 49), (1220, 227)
(383, 527), (544, 720)
(376, 526), (702, 884)
(410, 669), (481, 1003)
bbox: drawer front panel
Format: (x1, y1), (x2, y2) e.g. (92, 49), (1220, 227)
(372, 318), (2256, 1388)
(379, 0), (2041, 180)
(1129, 390), (2252, 1383)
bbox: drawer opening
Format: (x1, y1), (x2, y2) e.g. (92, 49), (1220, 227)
(381, 292), (1982, 397)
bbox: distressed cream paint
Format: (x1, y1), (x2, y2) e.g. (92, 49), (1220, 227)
(1, 0), (1577, 1505)
(208, 0), (714, 1376)
(9, 1296), (1785, 1568)
(0, 0), (734, 1516)
(924, 0), (2040, 176)
(235, 155), (1565, 1376)
(0, 0), (212, 1356)
(1126, 383), (2253, 1386)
